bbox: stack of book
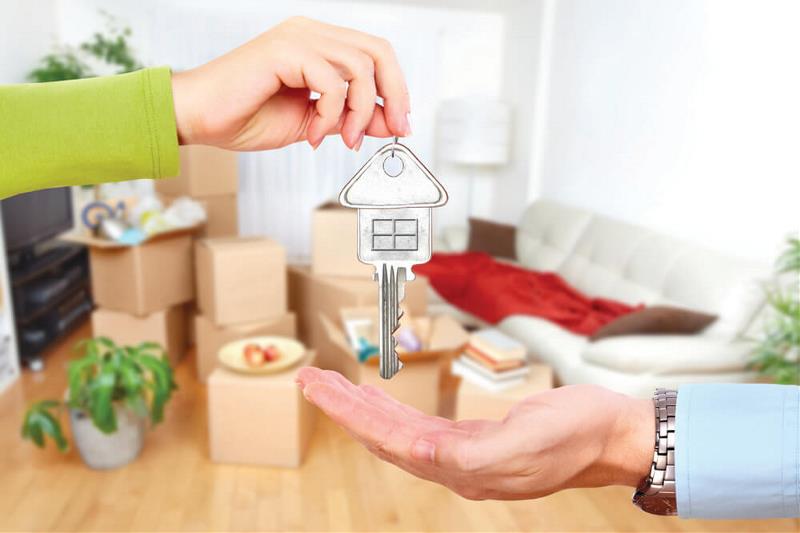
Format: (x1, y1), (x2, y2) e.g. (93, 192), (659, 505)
(451, 328), (529, 392)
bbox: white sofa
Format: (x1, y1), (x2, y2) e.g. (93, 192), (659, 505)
(432, 200), (769, 397)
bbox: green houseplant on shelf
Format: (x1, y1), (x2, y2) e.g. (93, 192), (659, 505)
(28, 14), (142, 83)
(750, 236), (800, 385)
(21, 337), (177, 469)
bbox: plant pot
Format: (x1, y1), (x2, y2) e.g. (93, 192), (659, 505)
(69, 405), (146, 469)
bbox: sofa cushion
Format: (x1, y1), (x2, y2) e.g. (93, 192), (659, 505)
(515, 200), (592, 271)
(581, 335), (753, 375)
(467, 218), (517, 260)
(558, 217), (683, 305)
(555, 211), (769, 337)
(657, 248), (767, 330)
(590, 305), (717, 341)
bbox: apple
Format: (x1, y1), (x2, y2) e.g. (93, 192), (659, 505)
(243, 343), (266, 367)
(262, 345), (281, 362)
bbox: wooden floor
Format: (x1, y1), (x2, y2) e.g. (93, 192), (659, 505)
(0, 323), (796, 532)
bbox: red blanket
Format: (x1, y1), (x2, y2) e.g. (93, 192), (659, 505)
(414, 252), (641, 336)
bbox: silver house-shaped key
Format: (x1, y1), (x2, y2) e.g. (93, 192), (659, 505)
(339, 140), (448, 379)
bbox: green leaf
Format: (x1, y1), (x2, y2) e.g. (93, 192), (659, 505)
(20, 401), (68, 452)
(88, 369), (117, 433)
(33, 410), (69, 452)
(67, 354), (98, 408)
(776, 237), (800, 273)
(135, 354), (173, 424)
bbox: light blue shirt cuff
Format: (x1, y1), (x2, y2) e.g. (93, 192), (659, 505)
(676, 383), (800, 519)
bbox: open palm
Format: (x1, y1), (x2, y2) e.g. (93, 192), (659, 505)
(296, 367), (652, 500)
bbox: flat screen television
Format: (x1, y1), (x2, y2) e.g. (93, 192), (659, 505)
(1, 187), (74, 253)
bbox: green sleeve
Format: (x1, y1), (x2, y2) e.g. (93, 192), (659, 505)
(0, 67), (179, 199)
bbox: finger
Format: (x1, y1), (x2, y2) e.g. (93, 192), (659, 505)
(411, 421), (504, 473)
(317, 104), (393, 143)
(363, 104), (393, 138)
(296, 366), (324, 390)
(311, 38), (377, 148)
(311, 22), (411, 136)
(281, 52), (347, 148)
(296, 367), (364, 400)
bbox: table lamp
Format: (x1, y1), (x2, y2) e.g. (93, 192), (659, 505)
(437, 99), (511, 217)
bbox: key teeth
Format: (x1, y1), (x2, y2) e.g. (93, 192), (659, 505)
(376, 262), (408, 380)
(380, 353), (403, 379)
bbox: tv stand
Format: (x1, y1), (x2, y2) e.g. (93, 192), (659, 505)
(7, 240), (92, 370)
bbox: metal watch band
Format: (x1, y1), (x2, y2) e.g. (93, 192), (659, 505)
(632, 388), (678, 515)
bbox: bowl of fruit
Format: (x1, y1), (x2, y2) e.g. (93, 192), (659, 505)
(218, 336), (306, 375)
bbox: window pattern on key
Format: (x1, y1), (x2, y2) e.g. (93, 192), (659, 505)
(371, 218), (418, 251)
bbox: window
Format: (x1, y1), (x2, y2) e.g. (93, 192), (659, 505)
(371, 218), (418, 251)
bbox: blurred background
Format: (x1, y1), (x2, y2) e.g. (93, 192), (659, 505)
(0, 1), (798, 532)
(3, 0), (798, 259)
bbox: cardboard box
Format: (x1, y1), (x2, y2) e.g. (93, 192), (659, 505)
(155, 145), (238, 197)
(311, 202), (373, 278)
(200, 194), (238, 237)
(185, 302), (198, 347)
(454, 364), (554, 421)
(318, 311), (467, 415)
(64, 228), (196, 316)
(196, 237), (287, 326)
(91, 305), (187, 367)
(195, 312), (297, 382)
(162, 194), (238, 238)
(288, 265), (428, 350)
(208, 351), (316, 467)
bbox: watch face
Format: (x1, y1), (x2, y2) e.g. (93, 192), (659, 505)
(641, 496), (678, 516)
(633, 488), (678, 516)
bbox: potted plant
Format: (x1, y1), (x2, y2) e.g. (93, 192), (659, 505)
(21, 337), (177, 469)
(28, 13), (142, 83)
(750, 236), (800, 385)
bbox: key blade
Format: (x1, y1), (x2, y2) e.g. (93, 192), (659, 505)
(377, 263), (404, 379)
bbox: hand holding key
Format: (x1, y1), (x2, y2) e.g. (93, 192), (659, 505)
(296, 367), (654, 501)
(171, 17), (411, 151)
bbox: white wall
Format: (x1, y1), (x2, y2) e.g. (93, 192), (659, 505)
(0, 0), (58, 83)
(0, 0), (59, 387)
(529, 0), (800, 262)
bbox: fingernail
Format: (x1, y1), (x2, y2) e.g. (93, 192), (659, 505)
(354, 131), (365, 151)
(411, 439), (435, 463)
(403, 112), (412, 136)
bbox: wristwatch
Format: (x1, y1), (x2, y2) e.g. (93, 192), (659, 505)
(632, 388), (678, 515)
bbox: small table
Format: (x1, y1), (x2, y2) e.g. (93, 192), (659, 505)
(454, 363), (553, 420)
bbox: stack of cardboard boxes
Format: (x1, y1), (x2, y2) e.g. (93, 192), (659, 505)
(290, 202), (467, 415)
(193, 237), (296, 381)
(289, 202), (430, 353)
(198, 237), (310, 468)
(156, 145), (240, 239)
(87, 228), (196, 367)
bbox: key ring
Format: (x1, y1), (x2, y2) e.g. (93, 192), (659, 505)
(390, 136), (398, 158)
